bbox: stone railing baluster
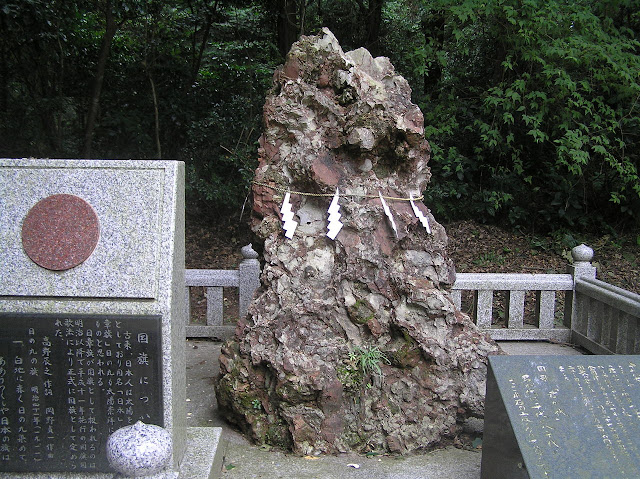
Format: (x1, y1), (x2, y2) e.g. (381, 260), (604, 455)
(506, 290), (525, 329)
(238, 244), (260, 320)
(184, 242), (639, 353)
(564, 243), (596, 330)
(184, 244), (260, 340)
(452, 272), (573, 341)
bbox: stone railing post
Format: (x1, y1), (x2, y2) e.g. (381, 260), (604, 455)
(238, 244), (260, 319)
(563, 244), (596, 329)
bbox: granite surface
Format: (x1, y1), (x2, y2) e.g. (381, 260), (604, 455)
(21, 193), (100, 270)
(107, 422), (172, 477)
(1, 160), (164, 299)
(178, 428), (224, 479)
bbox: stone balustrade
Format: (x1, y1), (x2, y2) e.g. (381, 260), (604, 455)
(185, 243), (640, 355)
(452, 272), (574, 341)
(184, 244), (259, 340)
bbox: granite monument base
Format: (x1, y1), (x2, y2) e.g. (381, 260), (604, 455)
(0, 427), (224, 479)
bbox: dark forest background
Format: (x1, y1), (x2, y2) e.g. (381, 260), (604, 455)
(1, 0), (639, 235)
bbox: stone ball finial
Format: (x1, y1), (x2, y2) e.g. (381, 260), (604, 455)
(106, 421), (172, 477)
(571, 243), (594, 263)
(241, 243), (259, 259)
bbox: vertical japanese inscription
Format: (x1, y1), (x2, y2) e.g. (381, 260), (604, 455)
(0, 313), (162, 473)
(493, 356), (640, 478)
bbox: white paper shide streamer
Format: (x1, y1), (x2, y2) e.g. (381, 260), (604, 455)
(326, 188), (343, 240)
(410, 194), (431, 234)
(378, 191), (398, 238)
(277, 186), (428, 240)
(280, 192), (298, 239)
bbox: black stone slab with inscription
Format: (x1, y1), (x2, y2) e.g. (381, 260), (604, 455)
(481, 355), (640, 479)
(0, 313), (163, 473)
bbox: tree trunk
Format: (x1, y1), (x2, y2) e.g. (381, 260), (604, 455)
(422, 9), (445, 96)
(0, 13), (7, 112)
(353, 0), (384, 56)
(148, 69), (162, 158)
(82, 2), (117, 158)
(190, 12), (213, 85)
(364, 0), (384, 55)
(276, 0), (299, 58)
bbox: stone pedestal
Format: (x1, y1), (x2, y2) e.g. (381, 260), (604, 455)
(0, 159), (188, 476)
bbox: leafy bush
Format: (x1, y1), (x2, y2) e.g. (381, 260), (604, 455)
(2, 0), (638, 232)
(399, 0), (640, 232)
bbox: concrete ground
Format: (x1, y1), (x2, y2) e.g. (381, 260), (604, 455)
(185, 339), (584, 479)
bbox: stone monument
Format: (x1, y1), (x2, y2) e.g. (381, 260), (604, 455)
(216, 29), (500, 455)
(0, 159), (219, 477)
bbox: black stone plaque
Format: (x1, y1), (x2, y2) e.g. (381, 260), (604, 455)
(0, 313), (163, 473)
(481, 355), (640, 479)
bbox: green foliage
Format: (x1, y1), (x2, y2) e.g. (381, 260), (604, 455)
(407, 0), (640, 232)
(0, 0), (276, 216)
(338, 345), (390, 392)
(179, 5), (276, 213)
(1, 0), (638, 231)
(472, 250), (506, 267)
(349, 345), (391, 376)
(0, 0), (88, 155)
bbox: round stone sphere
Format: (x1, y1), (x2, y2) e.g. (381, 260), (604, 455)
(106, 421), (172, 477)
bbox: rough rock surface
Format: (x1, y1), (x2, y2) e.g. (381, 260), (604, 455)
(215, 28), (500, 455)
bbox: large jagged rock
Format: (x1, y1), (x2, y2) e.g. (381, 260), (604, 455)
(215, 28), (500, 455)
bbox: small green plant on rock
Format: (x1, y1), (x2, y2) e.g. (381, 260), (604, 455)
(338, 345), (391, 393)
(350, 345), (390, 376)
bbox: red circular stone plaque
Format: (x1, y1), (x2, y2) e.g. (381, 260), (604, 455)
(22, 194), (100, 271)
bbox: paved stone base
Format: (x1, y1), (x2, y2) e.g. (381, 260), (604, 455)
(497, 340), (585, 356)
(0, 428), (224, 479)
(179, 427), (225, 479)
